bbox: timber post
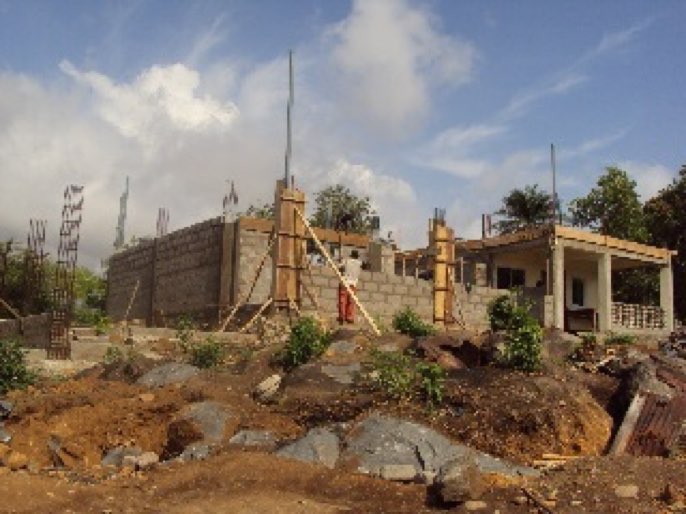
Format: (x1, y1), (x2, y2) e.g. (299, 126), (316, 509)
(430, 213), (456, 326)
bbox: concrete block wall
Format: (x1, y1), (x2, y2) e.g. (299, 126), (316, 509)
(153, 218), (224, 324)
(237, 229), (273, 304)
(106, 240), (155, 321)
(302, 266), (433, 324)
(0, 313), (51, 348)
(455, 285), (503, 332)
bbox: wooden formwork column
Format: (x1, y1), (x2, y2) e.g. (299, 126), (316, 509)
(271, 179), (306, 310)
(431, 219), (456, 326)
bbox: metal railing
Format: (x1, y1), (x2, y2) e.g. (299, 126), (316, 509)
(612, 302), (665, 330)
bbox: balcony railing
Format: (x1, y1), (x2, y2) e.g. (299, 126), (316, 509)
(612, 302), (665, 330)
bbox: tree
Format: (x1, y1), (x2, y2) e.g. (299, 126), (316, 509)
(241, 202), (275, 219)
(569, 166), (655, 305)
(494, 184), (552, 234)
(644, 165), (686, 322)
(569, 167), (648, 242)
(309, 185), (376, 234)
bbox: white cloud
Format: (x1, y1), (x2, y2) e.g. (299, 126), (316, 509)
(502, 72), (588, 119)
(618, 160), (674, 201)
(59, 61), (239, 152)
(328, 0), (476, 137)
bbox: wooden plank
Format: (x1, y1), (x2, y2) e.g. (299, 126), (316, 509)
(239, 297), (273, 333)
(610, 393), (646, 455)
(239, 216), (369, 248)
(294, 207), (380, 336)
(0, 297), (20, 319)
(123, 280), (140, 322)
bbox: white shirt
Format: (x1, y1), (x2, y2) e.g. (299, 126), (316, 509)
(341, 257), (362, 287)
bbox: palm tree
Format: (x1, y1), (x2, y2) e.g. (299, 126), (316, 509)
(494, 184), (552, 234)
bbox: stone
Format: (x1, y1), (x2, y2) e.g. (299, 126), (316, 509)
(138, 393), (155, 403)
(253, 374), (282, 403)
(164, 401), (233, 460)
(136, 362), (199, 388)
(229, 430), (276, 448)
(436, 461), (486, 503)
(101, 446), (143, 468)
(464, 500), (488, 511)
(320, 363), (361, 385)
(134, 452), (159, 470)
(614, 484), (639, 499)
(6, 451), (28, 470)
(179, 443), (212, 462)
(326, 340), (358, 355)
(276, 428), (340, 469)
(0, 425), (11, 444)
(0, 400), (13, 420)
(379, 464), (417, 482)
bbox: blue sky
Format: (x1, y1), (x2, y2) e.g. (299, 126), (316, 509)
(0, 0), (684, 268)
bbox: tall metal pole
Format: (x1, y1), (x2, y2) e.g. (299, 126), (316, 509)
(285, 50), (294, 185)
(550, 143), (557, 224)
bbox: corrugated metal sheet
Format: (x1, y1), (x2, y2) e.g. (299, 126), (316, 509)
(624, 393), (686, 456)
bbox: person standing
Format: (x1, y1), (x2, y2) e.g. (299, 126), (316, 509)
(339, 250), (362, 324)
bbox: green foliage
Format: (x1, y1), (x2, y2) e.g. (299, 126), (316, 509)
(103, 345), (124, 365)
(569, 166), (648, 242)
(494, 184), (553, 234)
(241, 202), (275, 219)
(645, 165), (686, 323)
(280, 316), (331, 370)
(189, 336), (226, 369)
(604, 332), (636, 346)
(578, 332), (597, 347)
(175, 314), (196, 352)
(370, 349), (417, 400)
(75, 308), (111, 335)
(0, 338), (36, 394)
(416, 362), (447, 407)
(488, 294), (542, 372)
(369, 349), (447, 408)
(309, 184), (376, 234)
(392, 307), (436, 337)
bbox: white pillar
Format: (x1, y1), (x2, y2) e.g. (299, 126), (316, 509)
(660, 259), (674, 331)
(552, 242), (564, 329)
(597, 252), (612, 332)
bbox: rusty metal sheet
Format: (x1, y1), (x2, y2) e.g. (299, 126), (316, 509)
(625, 393), (686, 457)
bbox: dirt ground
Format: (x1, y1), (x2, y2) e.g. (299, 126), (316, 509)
(1, 329), (684, 513)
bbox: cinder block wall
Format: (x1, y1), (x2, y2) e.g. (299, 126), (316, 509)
(107, 217), (224, 325)
(0, 313), (51, 348)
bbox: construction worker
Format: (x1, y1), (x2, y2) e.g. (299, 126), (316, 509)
(338, 250), (362, 324)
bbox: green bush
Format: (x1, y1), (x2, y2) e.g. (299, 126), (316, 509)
(189, 336), (226, 369)
(416, 362), (447, 407)
(489, 294), (543, 372)
(175, 314), (196, 352)
(487, 295), (517, 331)
(74, 308), (111, 335)
(392, 307), (435, 337)
(605, 332), (636, 345)
(280, 316), (331, 370)
(0, 338), (36, 394)
(370, 349), (446, 407)
(103, 345), (124, 365)
(370, 349), (417, 400)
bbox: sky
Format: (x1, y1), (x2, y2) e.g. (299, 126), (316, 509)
(0, 0), (684, 270)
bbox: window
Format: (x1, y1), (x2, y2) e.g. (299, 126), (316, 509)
(572, 278), (584, 306)
(496, 267), (526, 289)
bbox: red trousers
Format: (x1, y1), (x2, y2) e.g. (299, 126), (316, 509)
(338, 284), (356, 323)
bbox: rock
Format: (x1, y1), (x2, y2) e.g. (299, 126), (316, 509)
(179, 443), (212, 462)
(138, 393), (155, 403)
(319, 363), (361, 385)
(164, 401), (233, 459)
(326, 340), (358, 356)
(101, 446), (142, 468)
(6, 451), (28, 470)
(253, 374), (282, 403)
(276, 428), (340, 469)
(614, 484), (639, 499)
(0, 400), (13, 420)
(229, 430), (277, 448)
(343, 413), (539, 480)
(436, 461), (486, 503)
(111, 449), (157, 470)
(136, 362), (199, 388)
(0, 425), (11, 444)
(464, 500), (488, 511)
(379, 464), (417, 482)
(134, 451), (159, 470)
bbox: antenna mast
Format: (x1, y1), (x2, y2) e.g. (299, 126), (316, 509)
(285, 50), (294, 185)
(550, 143), (557, 224)
(114, 176), (129, 250)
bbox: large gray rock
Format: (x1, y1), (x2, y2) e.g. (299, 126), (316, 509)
(137, 362), (199, 387)
(229, 430), (277, 448)
(320, 363), (361, 385)
(177, 401), (232, 443)
(344, 413), (539, 481)
(102, 446), (142, 468)
(276, 428), (340, 469)
(164, 401), (233, 461)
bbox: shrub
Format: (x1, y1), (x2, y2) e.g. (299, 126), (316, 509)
(103, 345), (124, 365)
(605, 332), (636, 346)
(175, 314), (196, 352)
(189, 336), (226, 369)
(487, 295), (517, 331)
(370, 349), (417, 400)
(280, 316), (331, 370)
(416, 362), (447, 407)
(392, 307), (435, 337)
(0, 338), (36, 394)
(489, 294), (543, 371)
(74, 308), (111, 335)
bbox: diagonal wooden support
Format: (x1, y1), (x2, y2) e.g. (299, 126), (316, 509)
(293, 207), (380, 336)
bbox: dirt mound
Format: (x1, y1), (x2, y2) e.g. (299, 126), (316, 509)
(437, 369), (612, 464)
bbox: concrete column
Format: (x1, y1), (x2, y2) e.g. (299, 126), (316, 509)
(660, 259), (674, 331)
(552, 242), (565, 329)
(597, 252), (612, 332)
